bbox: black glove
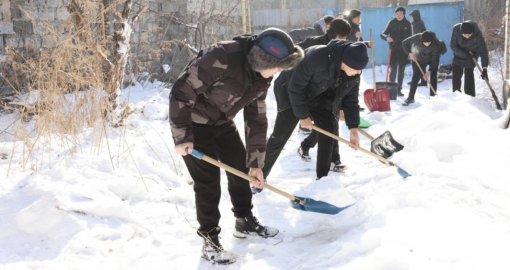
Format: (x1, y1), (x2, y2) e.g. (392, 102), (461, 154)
(481, 68), (488, 80)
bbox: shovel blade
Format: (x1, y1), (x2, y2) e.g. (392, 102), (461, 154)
(371, 131), (404, 158)
(290, 196), (353, 215)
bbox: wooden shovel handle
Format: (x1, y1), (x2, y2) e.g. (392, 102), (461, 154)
(311, 125), (392, 165)
(358, 128), (375, 141)
(412, 59), (437, 96)
(193, 150), (304, 205)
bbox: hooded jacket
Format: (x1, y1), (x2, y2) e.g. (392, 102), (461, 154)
(275, 40), (360, 129)
(450, 21), (489, 68)
(410, 10), (426, 34)
(402, 32), (442, 71)
(169, 35), (272, 168)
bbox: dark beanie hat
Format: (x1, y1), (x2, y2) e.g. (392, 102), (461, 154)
(395, 6), (406, 15)
(324, 15), (334, 24)
(342, 42), (369, 70)
(254, 28), (295, 60)
(461, 21), (474, 34)
(421, 31), (434, 42)
(248, 28), (304, 72)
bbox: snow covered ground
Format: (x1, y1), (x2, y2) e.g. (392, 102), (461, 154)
(1, 62), (510, 270)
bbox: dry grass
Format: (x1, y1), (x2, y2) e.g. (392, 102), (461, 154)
(0, 0), (132, 175)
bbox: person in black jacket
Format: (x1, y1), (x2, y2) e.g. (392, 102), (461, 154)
(381, 7), (413, 96)
(263, 40), (368, 180)
(289, 15), (334, 43)
(296, 19), (351, 172)
(402, 31), (442, 105)
(409, 9), (428, 87)
(262, 19), (352, 180)
(450, 21), (489, 97)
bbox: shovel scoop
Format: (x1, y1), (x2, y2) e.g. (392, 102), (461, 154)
(370, 130), (404, 159)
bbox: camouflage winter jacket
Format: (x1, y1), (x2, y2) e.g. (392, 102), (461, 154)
(402, 32), (442, 71)
(169, 35), (272, 168)
(450, 22), (488, 68)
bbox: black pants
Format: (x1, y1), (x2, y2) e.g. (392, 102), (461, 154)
(389, 51), (408, 91)
(182, 122), (253, 233)
(263, 109), (300, 178)
(301, 125), (341, 163)
(263, 107), (337, 179)
(452, 63), (475, 97)
(408, 61), (438, 100)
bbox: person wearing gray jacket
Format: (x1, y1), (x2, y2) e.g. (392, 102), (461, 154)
(450, 21), (489, 97)
(402, 31), (442, 105)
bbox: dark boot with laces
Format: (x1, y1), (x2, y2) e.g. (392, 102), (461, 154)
(199, 227), (237, 265)
(233, 214), (279, 239)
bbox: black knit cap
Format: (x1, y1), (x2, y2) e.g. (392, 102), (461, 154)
(342, 42), (369, 70)
(421, 31), (434, 42)
(254, 28), (295, 59)
(461, 21), (474, 34)
(395, 6), (406, 15)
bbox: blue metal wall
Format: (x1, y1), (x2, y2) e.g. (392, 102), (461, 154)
(360, 2), (464, 66)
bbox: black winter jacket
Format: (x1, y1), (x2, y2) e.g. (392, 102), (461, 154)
(402, 33), (442, 71)
(410, 10), (426, 34)
(298, 34), (331, 50)
(282, 40), (360, 129)
(381, 18), (412, 54)
(450, 22), (488, 68)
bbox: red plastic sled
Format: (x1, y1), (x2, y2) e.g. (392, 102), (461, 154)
(364, 88), (391, 112)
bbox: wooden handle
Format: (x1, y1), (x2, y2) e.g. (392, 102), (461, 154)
(311, 125), (392, 165)
(370, 29), (376, 90)
(472, 57), (502, 110)
(358, 128), (375, 141)
(198, 153), (304, 205)
(412, 59), (437, 96)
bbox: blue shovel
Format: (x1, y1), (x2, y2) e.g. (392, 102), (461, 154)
(190, 149), (352, 215)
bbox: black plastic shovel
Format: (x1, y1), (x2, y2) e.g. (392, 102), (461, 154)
(312, 126), (411, 178)
(358, 129), (404, 159)
(190, 149), (352, 215)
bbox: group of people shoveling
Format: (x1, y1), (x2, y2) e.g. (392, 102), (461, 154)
(168, 6), (490, 265)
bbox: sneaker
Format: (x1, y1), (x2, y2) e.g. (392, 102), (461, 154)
(402, 98), (415, 106)
(330, 161), (346, 172)
(298, 146), (312, 162)
(233, 214), (279, 239)
(199, 227), (237, 265)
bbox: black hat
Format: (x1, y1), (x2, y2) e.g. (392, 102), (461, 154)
(248, 28), (304, 72)
(342, 42), (369, 70)
(395, 6), (406, 15)
(461, 21), (474, 34)
(324, 15), (334, 24)
(421, 31), (434, 42)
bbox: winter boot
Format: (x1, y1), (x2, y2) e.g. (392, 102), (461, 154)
(398, 89), (404, 96)
(402, 97), (415, 106)
(199, 227), (237, 265)
(233, 214), (279, 239)
(330, 160), (347, 172)
(298, 146), (312, 162)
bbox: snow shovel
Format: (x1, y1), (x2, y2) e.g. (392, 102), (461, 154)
(364, 29), (392, 112)
(412, 59), (437, 96)
(340, 119), (403, 158)
(311, 126), (411, 178)
(471, 56), (502, 110)
(190, 149), (352, 215)
(359, 129), (403, 158)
